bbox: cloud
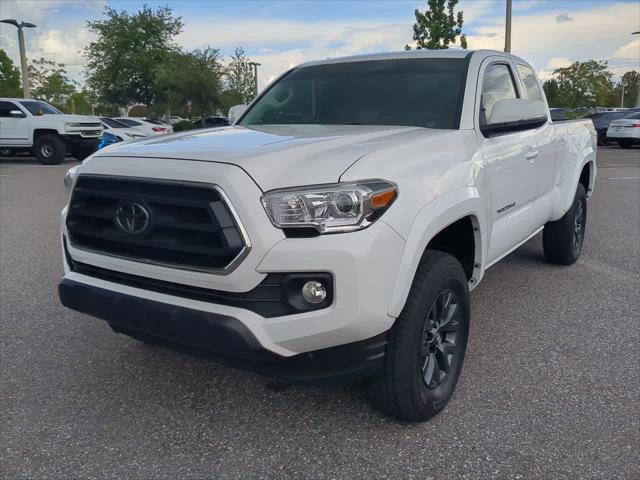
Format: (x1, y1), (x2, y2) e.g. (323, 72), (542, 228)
(547, 57), (572, 69)
(613, 37), (640, 59)
(555, 13), (573, 23)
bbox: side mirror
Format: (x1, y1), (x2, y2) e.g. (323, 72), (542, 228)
(9, 109), (26, 118)
(36, 108), (45, 116)
(483, 99), (547, 136)
(228, 104), (248, 124)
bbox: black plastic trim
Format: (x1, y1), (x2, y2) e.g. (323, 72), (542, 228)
(58, 278), (386, 383)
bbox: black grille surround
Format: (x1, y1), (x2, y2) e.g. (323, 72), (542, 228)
(66, 176), (249, 272)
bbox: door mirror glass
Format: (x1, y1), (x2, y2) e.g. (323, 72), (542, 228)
(228, 104), (248, 124)
(483, 98), (547, 136)
(9, 109), (26, 118)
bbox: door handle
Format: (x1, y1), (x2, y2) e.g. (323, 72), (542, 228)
(525, 150), (539, 160)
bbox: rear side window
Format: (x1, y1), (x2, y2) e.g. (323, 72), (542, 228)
(0, 101), (20, 117)
(625, 112), (640, 119)
(516, 64), (544, 102)
(481, 64), (518, 121)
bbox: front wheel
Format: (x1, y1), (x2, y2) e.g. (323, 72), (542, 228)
(34, 134), (66, 165)
(0, 148), (15, 157)
(366, 250), (470, 422)
(543, 184), (587, 265)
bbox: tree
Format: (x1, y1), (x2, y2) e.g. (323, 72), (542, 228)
(154, 47), (224, 118)
(543, 79), (562, 108)
(405, 0), (467, 50)
(28, 57), (77, 108)
(224, 47), (256, 103)
(84, 5), (184, 107)
(0, 49), (22, 97)
(552, 60), (613, 108)
(619, 70), (639, 107)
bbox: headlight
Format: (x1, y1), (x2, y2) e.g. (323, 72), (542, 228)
(261, 180), (397, 234)
(64, 122), (80, 129)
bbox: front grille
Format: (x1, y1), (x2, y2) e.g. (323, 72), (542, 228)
(66, 176), (247, 271)
(76, 123), (102, 128)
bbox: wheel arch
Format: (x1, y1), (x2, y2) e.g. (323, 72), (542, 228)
(32, 129), (61, 143)
(387, 188), (487, 318)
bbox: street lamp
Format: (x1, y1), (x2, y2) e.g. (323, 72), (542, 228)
(248, 61), (261, 99)
(504, 0), (512, 53)
(633, 31), (640, 107)
(0, 19), (37, 99)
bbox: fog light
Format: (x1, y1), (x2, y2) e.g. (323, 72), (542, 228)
(301, 280), (327, 304)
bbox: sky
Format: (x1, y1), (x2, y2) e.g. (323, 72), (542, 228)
(0, 0), (638, 90)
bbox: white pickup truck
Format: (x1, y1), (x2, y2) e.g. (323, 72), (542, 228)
(0, 98), (102, 164)
(59, 50), (596, 421)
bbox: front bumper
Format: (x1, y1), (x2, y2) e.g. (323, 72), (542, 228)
(59, 277), (387, 383)
(61, 155), (404, 376)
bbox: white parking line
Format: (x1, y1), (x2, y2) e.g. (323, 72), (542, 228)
(606, 176), (640, 180)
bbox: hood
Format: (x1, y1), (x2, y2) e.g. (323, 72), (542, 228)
(91, 124), (458, 190)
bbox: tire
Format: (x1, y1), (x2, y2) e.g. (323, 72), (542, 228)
(72, 143), (97, 161)
(619, 139), (632, 149)
(366, 250), (470, 422)
(543, 183), (587, 265)
(0, 148), (14, 157)
(34, 134), (66, 165)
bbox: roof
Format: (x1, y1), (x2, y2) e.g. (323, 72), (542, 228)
(298, 49), (528, 68)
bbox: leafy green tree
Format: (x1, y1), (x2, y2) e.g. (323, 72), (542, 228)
(154, 47), (224, 118)
(543, 79), (563, 107)
(224, 47), (256, 103)
(84, 5), (184, 107)
(552, 60), (613, 108)
(405, 0), (467, 50)
(28, 57), (77, 109)
(0, 49), (23, 97)
(619, 70), (639, 107)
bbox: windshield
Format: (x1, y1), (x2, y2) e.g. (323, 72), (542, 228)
(240, 58), (469, 129)
(19, 100), (62, 115)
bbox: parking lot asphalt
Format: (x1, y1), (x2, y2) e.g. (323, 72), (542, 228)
(1, 146), (639, 479)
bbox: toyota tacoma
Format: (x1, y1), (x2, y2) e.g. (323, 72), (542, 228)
(59, 50), (596, 421)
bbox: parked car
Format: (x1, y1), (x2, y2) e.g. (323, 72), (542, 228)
(606, 112), (640, 148)
(168, 115), (186, 125)
(60, 50), (596, 422)
(0, 98), (102, 164)
(191, 116), (231, 129)
(100, 118), (148, 141)
(586, 111), (630, 145)
(114, 117), (173, 136)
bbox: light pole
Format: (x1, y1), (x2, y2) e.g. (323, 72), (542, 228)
(504, 0), (512, 53)
(0, 19), (37, 99)
(249, 62), (261, 99)
(633, 31), (639, 107)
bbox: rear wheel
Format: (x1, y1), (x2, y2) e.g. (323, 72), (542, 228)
(34, 134), (66, 165)
(543, 184), (587, 265)
(0, 148), (14, 157)
(366, 250), (470, 422)
(619, 139), (632, 149)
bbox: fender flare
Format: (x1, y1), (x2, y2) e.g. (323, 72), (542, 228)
(387, 187), (488, 317)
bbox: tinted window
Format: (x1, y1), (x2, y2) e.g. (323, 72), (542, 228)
(117, 119), (142, 127)
(241, 58), (469, 129)
(101, 118), (129, 128)
(516, 64), (544, 102)
(19, 100), (62, 115)
(0, 101), (20, 118)
(624, 112), (640, 119)
(481, 64), (518, 122)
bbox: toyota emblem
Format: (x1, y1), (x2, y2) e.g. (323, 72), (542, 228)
(114, 202), (151, 235)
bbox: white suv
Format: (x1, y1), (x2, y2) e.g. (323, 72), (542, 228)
(0, 98), (103, 164)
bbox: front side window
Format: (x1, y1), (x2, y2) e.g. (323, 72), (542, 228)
(516, 64), (544, 103)
(0, 101), (20, 118)
(481, 64), (518, 122)
(19, 100), (62, 115)
(240, 58), (469, 130)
